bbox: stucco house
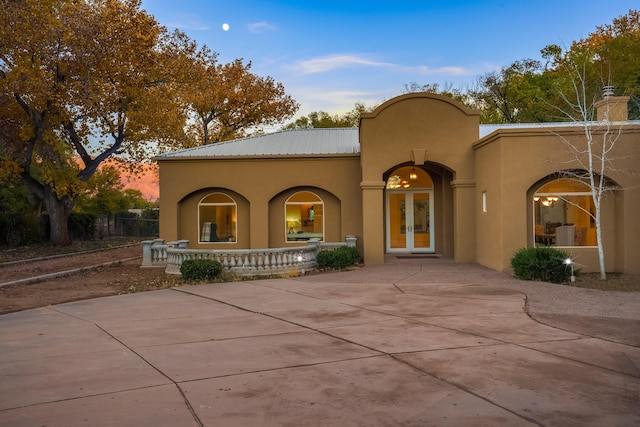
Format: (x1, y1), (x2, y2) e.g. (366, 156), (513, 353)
(155, 93), (640, 274)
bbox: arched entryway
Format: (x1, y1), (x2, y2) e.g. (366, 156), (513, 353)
(381, 163), (456, 258)
(385, 166), (435, 253)
(359, 93), (478, 264)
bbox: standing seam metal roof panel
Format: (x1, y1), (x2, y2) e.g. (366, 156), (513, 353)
(156, 128), (360, 158)
(157, 122), (640, 159)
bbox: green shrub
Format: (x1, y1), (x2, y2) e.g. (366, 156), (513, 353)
(0, 211), (45, 246)
(316, 246), (361, 270)
(510, 247), (577, 284)
(68, 212), (96, 240)
(180, 259), (223, 282)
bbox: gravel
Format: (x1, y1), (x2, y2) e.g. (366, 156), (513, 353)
(487, 276), (640, 347)
(496, 279), (640, 320)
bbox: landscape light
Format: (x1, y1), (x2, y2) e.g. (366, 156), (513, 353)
(564, 258), (575, 282)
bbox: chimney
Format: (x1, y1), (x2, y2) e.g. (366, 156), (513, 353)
(595, 86), (630, 121)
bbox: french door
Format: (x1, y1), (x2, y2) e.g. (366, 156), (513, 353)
(386, 190), (434, 253)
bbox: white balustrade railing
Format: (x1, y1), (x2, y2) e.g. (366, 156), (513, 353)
(142, 236), (357, 277)
(142, 239), (189, 267)
(165, 245), (319, 276)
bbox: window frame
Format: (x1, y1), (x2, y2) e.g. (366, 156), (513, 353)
(532, 179), (595, 248)
(284, 191), (324, 243)
(198, 192), (237, 244)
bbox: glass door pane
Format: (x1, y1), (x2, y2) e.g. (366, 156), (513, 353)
(389, 193), (407, 249)
(413, 192), (430, 249)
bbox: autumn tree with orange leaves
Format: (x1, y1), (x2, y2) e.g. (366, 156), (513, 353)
(556, 9), (640, 118)
(0, 0), (297, 245)
(432, 10), (640, 124)
(186, 57), (299, 145)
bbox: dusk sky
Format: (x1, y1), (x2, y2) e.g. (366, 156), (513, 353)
(141, 1), (638, 119)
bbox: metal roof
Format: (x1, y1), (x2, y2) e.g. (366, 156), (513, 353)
(157, 122), (640, 160)
(156, 128), (360, 159)
(478, 120), (640, 138)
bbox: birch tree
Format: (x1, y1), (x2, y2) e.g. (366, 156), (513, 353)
(553, 60), (625, 280)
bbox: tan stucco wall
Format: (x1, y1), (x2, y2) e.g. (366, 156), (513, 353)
(359, 93), (480, 264)
(474, 139), (503, 268)
(618, 187), (640, 273)
(474, 124), (640, 274)
(157, 93), (639, 275)
(158, 156), (362, 252)
(423, 166), (454, 258)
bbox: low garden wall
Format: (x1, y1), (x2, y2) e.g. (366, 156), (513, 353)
(141, 236), (356, 277)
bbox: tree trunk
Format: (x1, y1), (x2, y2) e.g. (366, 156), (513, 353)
(42, 187), (74, 246)
(594, 203), (607, 280)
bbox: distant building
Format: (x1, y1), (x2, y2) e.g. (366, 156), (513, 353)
(156, 93), (640, 274)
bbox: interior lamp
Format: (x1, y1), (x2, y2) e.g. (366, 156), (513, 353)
(409, 168), (418, 181)
(535, 196), (559, 207)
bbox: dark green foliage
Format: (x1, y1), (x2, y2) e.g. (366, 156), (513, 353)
(139, 209), (160, 237)
(316, 246), (361, 270)
(115, 211), (139, 236)
(68, 212), (96, 240)
(112, 210), (159, 238)
(283, 102), (374, 129)
(511, 247), (577, 284)
(0, 179), (46, 246)
(0, 212), (45, 246)
(180, 259), (223, 281)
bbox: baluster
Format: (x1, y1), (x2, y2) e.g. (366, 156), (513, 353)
(263, 252), (270, 271)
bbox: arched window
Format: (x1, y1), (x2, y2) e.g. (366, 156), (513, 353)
(285, 191), (324, 242)
(533, 179), (595, 247)
(199, 193), (236, 243)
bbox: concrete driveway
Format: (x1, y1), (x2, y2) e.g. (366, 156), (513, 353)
(1, 260), (639, 426)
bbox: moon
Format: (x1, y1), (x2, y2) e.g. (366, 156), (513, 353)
(222, 23), (230, 31)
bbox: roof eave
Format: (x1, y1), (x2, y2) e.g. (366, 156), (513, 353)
(474, 122), (640, 149)
(154, 152), (361, 161)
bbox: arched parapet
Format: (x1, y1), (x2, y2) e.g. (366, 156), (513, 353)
(359, 92), (479, 185)
(361, 92), (480, 121)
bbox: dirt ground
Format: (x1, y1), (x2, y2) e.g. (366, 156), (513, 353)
(0, 243), (181, 315)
